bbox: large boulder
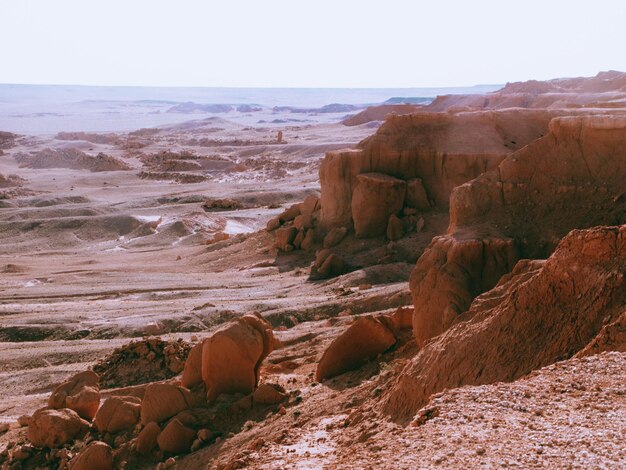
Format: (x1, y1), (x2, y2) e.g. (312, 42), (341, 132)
(351, 173), (406, 238)
(69, 441), (113, 470)
(48, 370), (100, 421)
(201, 313), (274, 401)
(28, 408), (89, 448)
(140, 383), (199, 425)
(316, 315), (397, 381)
(94, 396), (141, 433)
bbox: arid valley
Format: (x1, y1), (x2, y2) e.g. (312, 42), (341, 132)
(0, 71), (625, 470)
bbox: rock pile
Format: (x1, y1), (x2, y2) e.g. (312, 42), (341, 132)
(93, 338), (191, 388)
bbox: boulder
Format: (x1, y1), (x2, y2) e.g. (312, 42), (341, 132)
(94, 396), (141, 433)
(48, 370), (100, 421)
(405, 178), (431, 211)
(252, 384), (288, 405)
(323, 226), (347, 248)
(266, 217), (281, 231)
(301, 228), (316, 251)
(317, 253), (345, 278)
(28, 408), (89, 448)
(201, 313), (274, 401)
(275, 226), (298, 251)
(140, 383), (199, 425)
(181, 342), (203, 388)
(386, 214), (403, 241)
(351, 173), (406, 238)
(411, 235), (520, 347)
(278, 204), (300, 223)
(135, 421), (160, 455)
(157, 418), (196, 454)
(69, 441), (113, 470)
(293, 229), (305, 249)
(300, 194), (320, 218)
(316, 315), (397, 381)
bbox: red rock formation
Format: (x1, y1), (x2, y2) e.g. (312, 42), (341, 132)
(411, 115), (626, 346)
(48, 371), (100, 421)
(386, 225), (626, 419)
(201, 313), (274, 401)
(140, 383), (199, 425)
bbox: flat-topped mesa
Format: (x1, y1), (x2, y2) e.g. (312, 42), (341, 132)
(427, 70), (626, 112)
(318, 109), (558, 232)
(411, 115), (626, 347)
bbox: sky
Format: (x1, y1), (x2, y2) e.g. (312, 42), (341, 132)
(1, 0), (625, 88)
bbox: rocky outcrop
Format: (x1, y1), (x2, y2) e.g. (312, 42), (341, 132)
(386, 225), (626, 419)
(200, 313), (274, 401)
(48, 370), (100, 421)
(411, 115), (626, 346)
(342, 104), (423, 126)
(352, 173), (406, 238)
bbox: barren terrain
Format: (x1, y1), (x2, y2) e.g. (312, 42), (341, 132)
(1, 74), (625, 469)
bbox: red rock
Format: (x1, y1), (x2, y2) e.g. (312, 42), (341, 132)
(292, 229), (305, 249)
(201, 313), (274, 401)
(352, 173), (406, 238)
(278, 204), (300, 223)
(386, 225), (626, 419)
(28, 408), (89, 448)
(252, 384), (288, 405)
(405, 177), (431, 211)
(300, 194), (320, 218)
(323, 226), (347, 248)
(48, 370), (100, 421)
(135, 421), (160, 455)
(266, 217), (281, 231)
(94, 396), (141, 433)
(275, 226), (298, 251)
(157, 418), (196, 454)
(316, 315), (397, 381)
(140, 383), (199, 425)
(300, 228), (316, 251)
(69, 441), (113, 470)
(181, 342), (203, 388)
(386, 214), (403, 241)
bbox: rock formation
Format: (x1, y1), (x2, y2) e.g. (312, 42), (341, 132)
(48, 370), (100, 421)
(386, 225), (626, 419)
(411, 115), (626, 346)
(28, 408), (89, 448)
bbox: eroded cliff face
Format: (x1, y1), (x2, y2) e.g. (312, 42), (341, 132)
(410, 115), (626, 346)
(387, 225), (626, 419)
(318, 109), (558, 232)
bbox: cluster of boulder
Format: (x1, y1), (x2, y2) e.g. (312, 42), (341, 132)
(6, 314), (288, 469)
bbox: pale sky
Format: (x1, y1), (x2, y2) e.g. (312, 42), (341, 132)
(1, 0), (625, 88)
